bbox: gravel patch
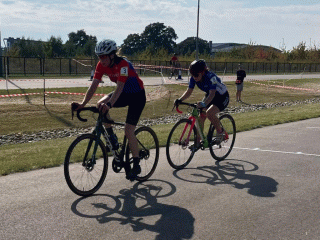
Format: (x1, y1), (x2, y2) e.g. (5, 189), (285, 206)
(1, 98), (319, 146)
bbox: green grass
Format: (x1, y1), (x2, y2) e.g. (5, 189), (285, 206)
(0, 78), (320, 176)
(1, 103), (320, 176)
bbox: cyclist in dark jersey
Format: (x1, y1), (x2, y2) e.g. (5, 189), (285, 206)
(72, 39), (146, 180)
(174, 59), (229, 146)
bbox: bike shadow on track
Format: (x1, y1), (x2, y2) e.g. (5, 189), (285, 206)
(71, 179), (195, 240)
(172, 159), (278, 198)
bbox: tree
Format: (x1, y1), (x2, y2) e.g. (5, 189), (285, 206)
(65, 29), (97, 56)
(120, 33), (143, 56)
(121, 22), (178, 55)
(141, 22), (177, 53)
(288, 42), (307, 61)
(177, 37), (211, 55)
(44, 36), (64, 58)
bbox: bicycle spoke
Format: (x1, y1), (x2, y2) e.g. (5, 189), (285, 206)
(64, 134), (108, 196)
(166, 119), (196, 169)
(209, 114), (236, 161)
(125, 126), (159, 181)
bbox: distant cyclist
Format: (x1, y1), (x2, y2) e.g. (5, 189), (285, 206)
(72, 39), (146, 181)
(174, 59), (229, 147)
(170, 53), (182, 80)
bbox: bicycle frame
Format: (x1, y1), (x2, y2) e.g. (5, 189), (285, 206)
(76, 107), (150, 169)
(75, 107), (128, 166)
(177, 104), (209, 149)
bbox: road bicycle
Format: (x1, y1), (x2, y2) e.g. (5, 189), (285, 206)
(168, 67), (179, 80)
(166, 102), (236, 169)
(64, 107), (159, 197)
(168, 62), (180, 80)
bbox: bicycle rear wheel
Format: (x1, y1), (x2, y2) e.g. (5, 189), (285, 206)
(208, 114), (236, 161)
(174, 68), (179, 80)
(125, 126), (159, 181)
(64, 134), (108, 196)
(166, 119), (197, 169)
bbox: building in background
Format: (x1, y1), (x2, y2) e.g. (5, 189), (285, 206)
(3, 37), (21, 50)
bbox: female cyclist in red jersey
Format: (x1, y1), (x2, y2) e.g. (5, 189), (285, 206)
(72, 39), (146, 180)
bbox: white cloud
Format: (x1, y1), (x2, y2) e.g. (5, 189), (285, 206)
(1, 0), (319, 50)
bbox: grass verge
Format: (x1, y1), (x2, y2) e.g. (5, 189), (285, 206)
(1, 103), (320, 176)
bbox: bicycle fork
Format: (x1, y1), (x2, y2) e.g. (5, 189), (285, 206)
(82, 131), (102, 170)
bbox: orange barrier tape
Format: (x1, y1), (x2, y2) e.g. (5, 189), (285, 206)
(0, 93), (41, 98)
(133, 63), (189, 71)
(250, 81), (320, 92)
(0, 91), (106, 98)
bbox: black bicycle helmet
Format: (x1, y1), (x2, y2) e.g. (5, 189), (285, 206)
(189, 59), (207, 76)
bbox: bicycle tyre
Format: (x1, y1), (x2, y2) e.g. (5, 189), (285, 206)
(64, 134), (108, 196)
(125, 126), (159, 181)
(208, 114), (236, 161)
(174, 69), (179, 80)
(166, 119), (197, 169)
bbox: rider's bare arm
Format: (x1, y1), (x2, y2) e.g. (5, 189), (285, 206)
(179, 88), (193, 101)
(81, 78), (100, 107)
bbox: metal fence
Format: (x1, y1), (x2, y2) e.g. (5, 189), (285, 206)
(1, 56), (320, 77)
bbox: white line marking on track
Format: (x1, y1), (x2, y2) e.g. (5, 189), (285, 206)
(233, 147), (320, 157)
(306, 127), (320, 129)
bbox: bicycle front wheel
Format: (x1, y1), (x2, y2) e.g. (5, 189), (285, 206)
(166, 119), (197, 169)
(174, 68), (179, 80)
(126, 126), (159, 181)
(64, 134), (108, 196)
(208, 114), (236, 161)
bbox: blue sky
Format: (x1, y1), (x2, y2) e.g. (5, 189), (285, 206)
(0, 0), (319, 51)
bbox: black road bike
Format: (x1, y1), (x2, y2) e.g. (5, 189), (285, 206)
(64, 107), (159, 196)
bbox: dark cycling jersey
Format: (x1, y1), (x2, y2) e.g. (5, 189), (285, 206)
(189, 71), (228, 95)
(236, 69), (246, 84)
(94, 57), (144, 93)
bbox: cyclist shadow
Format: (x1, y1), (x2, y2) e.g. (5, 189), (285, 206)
(44, 105), (74, 127)
(71, 179), (195, 240)
(5, 79), (32, 104)
(174, 159), (278, 197)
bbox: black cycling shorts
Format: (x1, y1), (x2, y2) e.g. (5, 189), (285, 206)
(203, 91), (229, 112)
(109, 89), (146, 126)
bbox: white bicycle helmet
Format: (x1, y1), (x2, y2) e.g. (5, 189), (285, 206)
(95, 39), (117, 55)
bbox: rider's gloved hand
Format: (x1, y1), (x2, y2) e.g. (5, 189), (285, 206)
(197, 101), (206, 109)
(71, 102), (83, 111)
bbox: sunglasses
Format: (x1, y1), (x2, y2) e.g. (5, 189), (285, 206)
(192, 72), (200, 78)
(97, 54), (109, 59)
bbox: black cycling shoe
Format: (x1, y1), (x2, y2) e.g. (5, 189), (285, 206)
(189, 143), (200, 152)
(126, 165), (141, 181)
(109, 133), (119, 150)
